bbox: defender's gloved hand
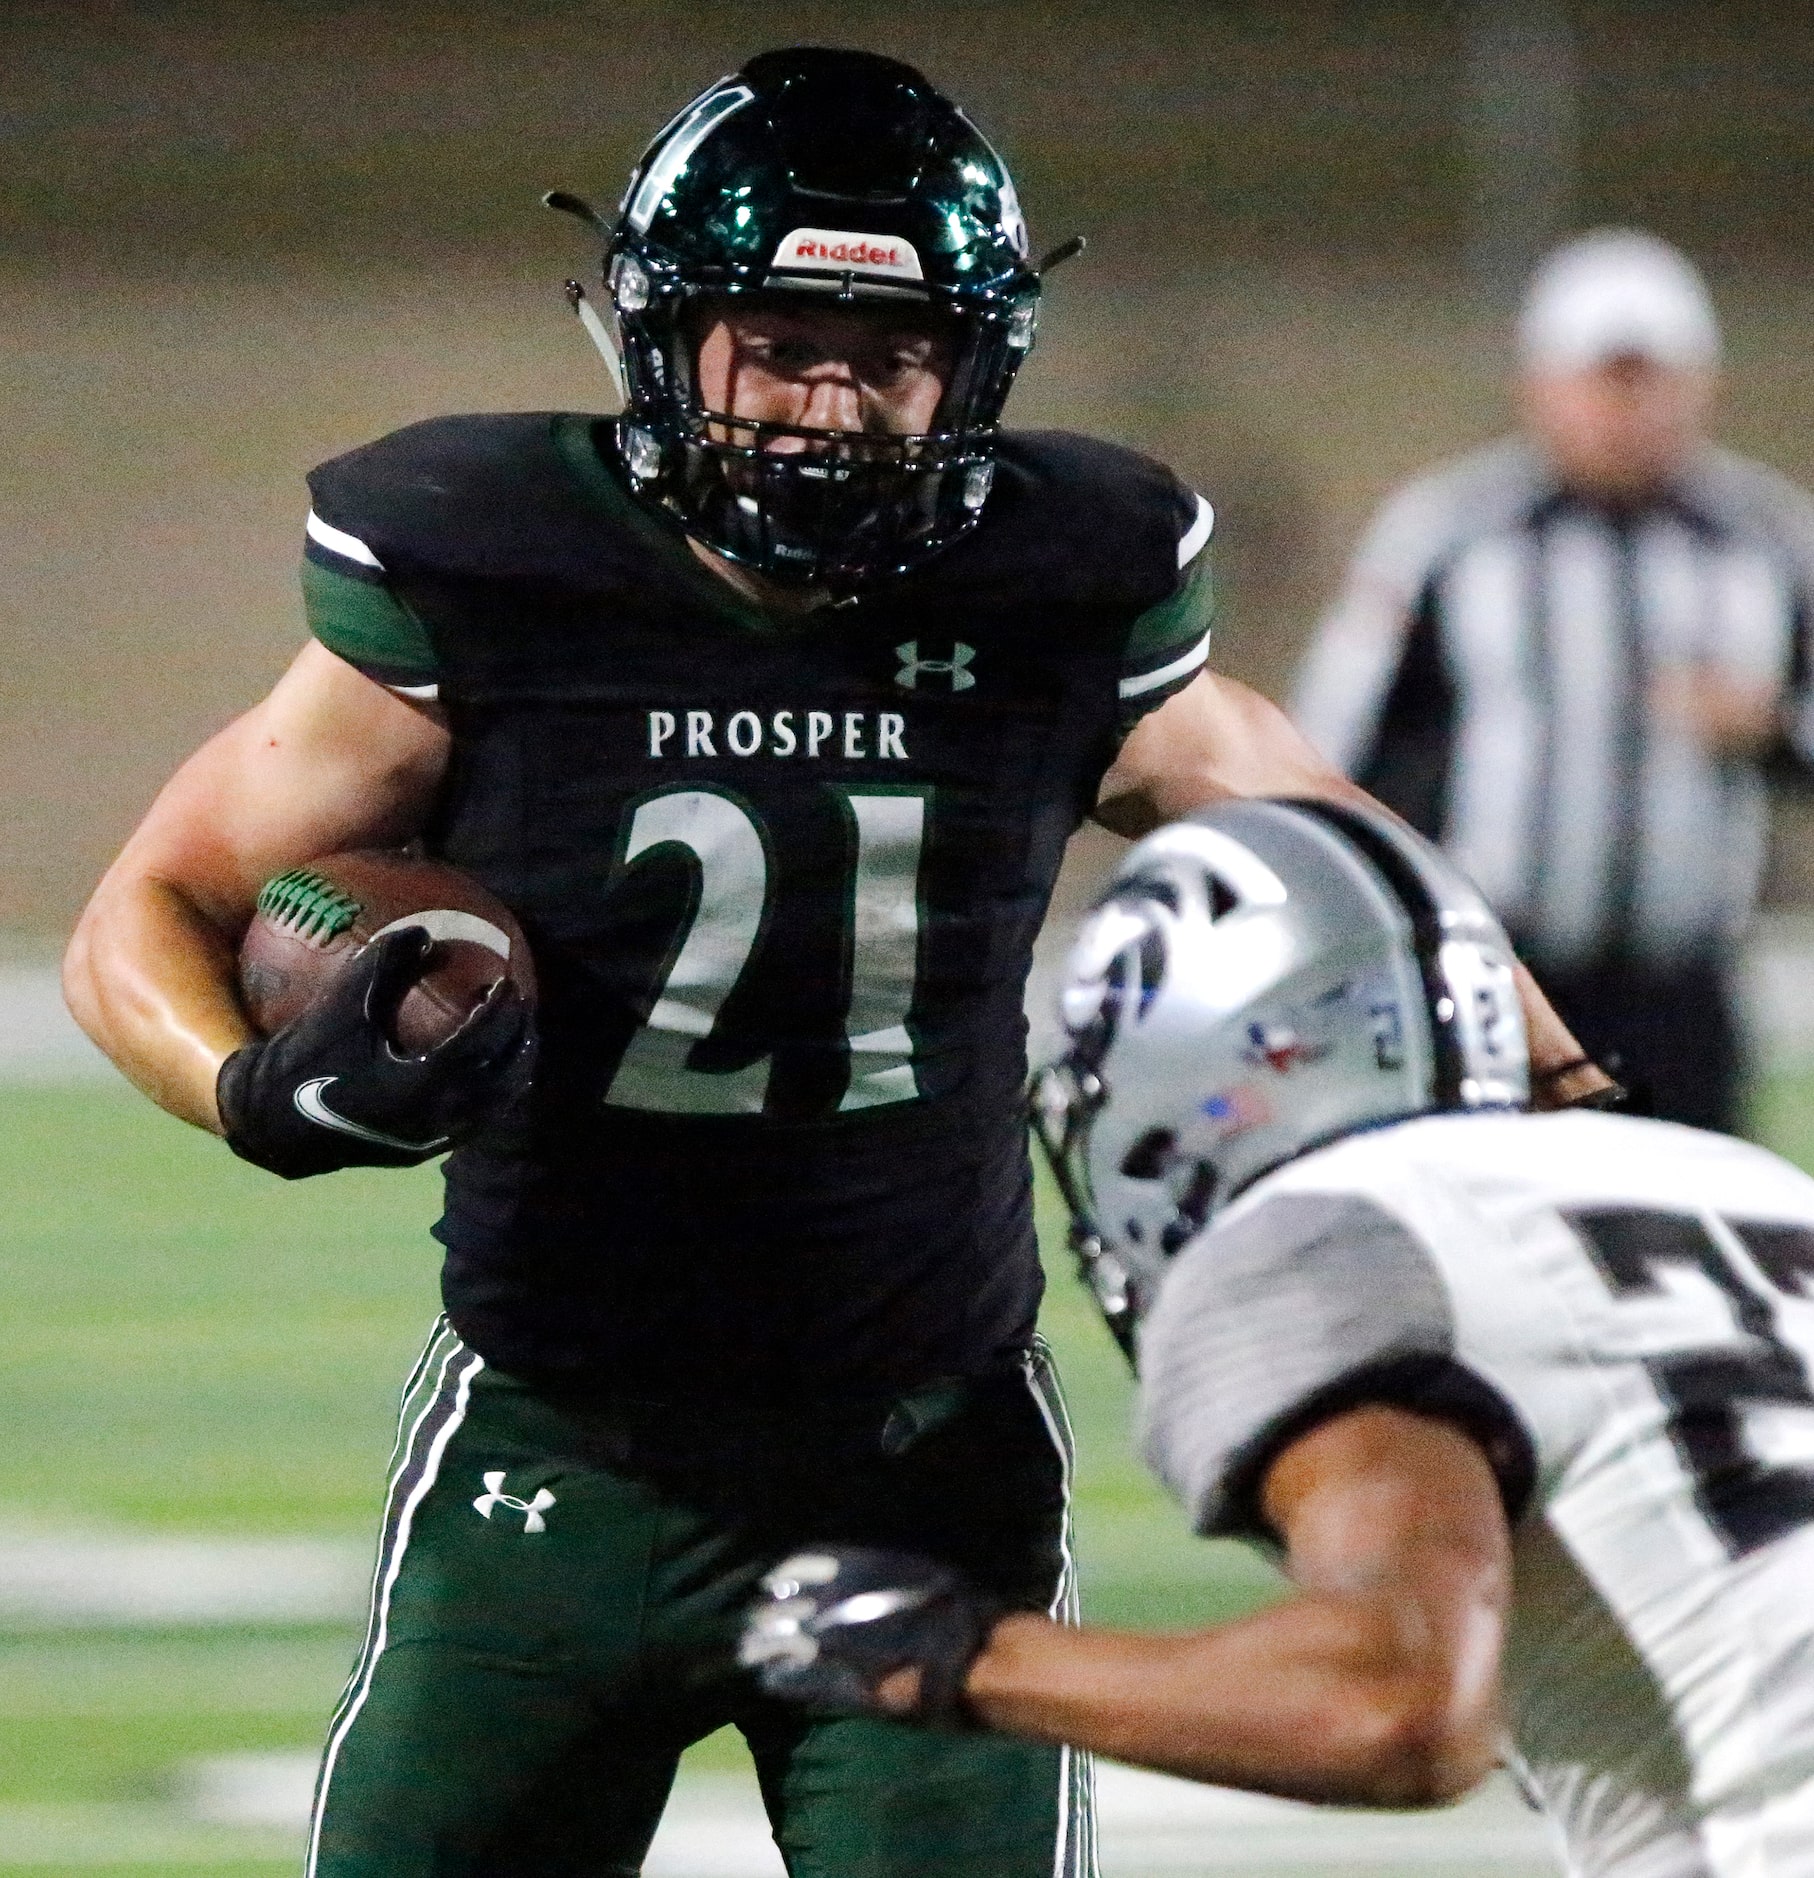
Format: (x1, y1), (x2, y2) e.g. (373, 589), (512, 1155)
(216, 926), (533, 1179)
(739, 1546), (1004, 1728)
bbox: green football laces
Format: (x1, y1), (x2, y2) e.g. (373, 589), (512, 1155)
(255, 868), (362, 946)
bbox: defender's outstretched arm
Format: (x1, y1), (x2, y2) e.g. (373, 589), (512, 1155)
(63, 643), (448, 1131)
(1095, 670), (1608, 1102)
(963, 1405), (1512, 1809)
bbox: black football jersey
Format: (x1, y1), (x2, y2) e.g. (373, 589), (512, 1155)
(302, 413), (1216, 1396)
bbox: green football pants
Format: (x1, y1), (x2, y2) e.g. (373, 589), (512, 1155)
(306, 1320), (1098, 1878)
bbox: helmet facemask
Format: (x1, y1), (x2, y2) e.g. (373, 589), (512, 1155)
(615, 271), (1033, 589)
(614, 288), (1015, 588)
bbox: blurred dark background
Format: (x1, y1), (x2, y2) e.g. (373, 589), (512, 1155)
(7, 0), (1814, 934)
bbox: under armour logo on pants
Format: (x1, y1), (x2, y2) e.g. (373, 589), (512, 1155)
(472, 1470), (556, 1533)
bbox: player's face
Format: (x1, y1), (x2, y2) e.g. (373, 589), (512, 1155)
(1521, 353), (1716, 502)
(693, 299), (955, 446)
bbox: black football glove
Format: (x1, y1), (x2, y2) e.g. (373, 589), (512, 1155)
(739, 1545), (1004, 1728)
(216, 926), (533, 1180)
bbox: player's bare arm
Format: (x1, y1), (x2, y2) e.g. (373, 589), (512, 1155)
(1096, 668), (1609, 1102)
(63, 642), (448, 1131)
(1095, 668), (1369, 834)
(744, 1400), (1511, 1806)
(963, 1404), (1510, 1808)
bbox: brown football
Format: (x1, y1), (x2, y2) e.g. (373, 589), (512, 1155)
(238, 850), (536, 1055)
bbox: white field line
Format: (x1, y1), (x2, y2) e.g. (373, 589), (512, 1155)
(0, 1801), (296, 1867)
(0, 1531), (369, 1626)
(12, 921), (1814, 1089)
(0, 967), (116, 1084)
(174, 1755), (1560, 1878)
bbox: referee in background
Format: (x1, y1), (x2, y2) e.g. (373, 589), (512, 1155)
(1294, 230), (1814, 1133)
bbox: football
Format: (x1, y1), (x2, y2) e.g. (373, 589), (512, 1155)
(238, 850), (536, 1055)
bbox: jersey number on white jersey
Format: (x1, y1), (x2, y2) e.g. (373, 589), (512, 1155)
(1567, 1208), (1814, 1558)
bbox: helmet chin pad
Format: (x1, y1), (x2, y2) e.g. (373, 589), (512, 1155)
(668, 418), (994, 587)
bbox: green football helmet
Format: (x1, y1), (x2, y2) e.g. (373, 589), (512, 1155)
(551, 49), (1049, 589)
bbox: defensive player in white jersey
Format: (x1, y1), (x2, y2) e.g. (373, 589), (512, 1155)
(742, 799), (1814, 1878)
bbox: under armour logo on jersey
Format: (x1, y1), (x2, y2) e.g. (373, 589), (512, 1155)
(894, 641), (976, 692)
(473, 1471), (556, 1533)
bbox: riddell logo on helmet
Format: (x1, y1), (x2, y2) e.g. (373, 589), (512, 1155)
(792, 236), (901, 267)
(774, 228), (925, 281)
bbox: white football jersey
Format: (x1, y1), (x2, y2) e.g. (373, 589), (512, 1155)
(1138, 1110), (1814, 1878)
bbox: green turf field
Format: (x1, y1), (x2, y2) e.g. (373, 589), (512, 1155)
(5, 1075), (1814, 1872)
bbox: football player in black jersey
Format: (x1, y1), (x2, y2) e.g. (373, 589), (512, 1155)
(65, 48), (1607, 1878)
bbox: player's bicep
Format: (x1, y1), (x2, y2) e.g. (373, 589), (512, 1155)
(1264, 1404), (1513, 1601)
(101, 642), (449, 930)
(1258, 1404), (1512, 1779)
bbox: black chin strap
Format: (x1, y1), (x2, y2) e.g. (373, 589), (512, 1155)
(542, 189), (611, 236)
(1037, 235), (1087, 276)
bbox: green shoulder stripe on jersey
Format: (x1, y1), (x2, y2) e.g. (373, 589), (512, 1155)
(1116, 551), (1215, 734)
(1120, 548), (1216, 674)
(301, 556), (439, 684)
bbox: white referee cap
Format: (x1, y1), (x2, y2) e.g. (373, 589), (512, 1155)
(1519, 229), (1721, 373)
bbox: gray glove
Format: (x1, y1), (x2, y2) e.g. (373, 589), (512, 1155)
(739, 1545), (1003, 1728)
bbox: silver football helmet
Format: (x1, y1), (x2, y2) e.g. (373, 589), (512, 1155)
(1029, 799), (1527, 1359)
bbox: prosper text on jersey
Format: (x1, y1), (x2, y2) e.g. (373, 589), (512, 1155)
(648, 710), (911, 761)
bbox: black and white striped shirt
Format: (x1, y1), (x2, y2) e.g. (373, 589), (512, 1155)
(1294, 439), (1814, 970)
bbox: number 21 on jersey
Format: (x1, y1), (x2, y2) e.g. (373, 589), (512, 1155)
(601, 784), (927, 1115)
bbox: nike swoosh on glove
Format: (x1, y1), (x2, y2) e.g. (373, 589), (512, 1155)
(739, 1545), (1003, 1728)
(216, 926), (534, 1179)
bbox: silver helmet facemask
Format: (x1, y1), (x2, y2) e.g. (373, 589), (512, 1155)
(1029, 800), (1528, 1362)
